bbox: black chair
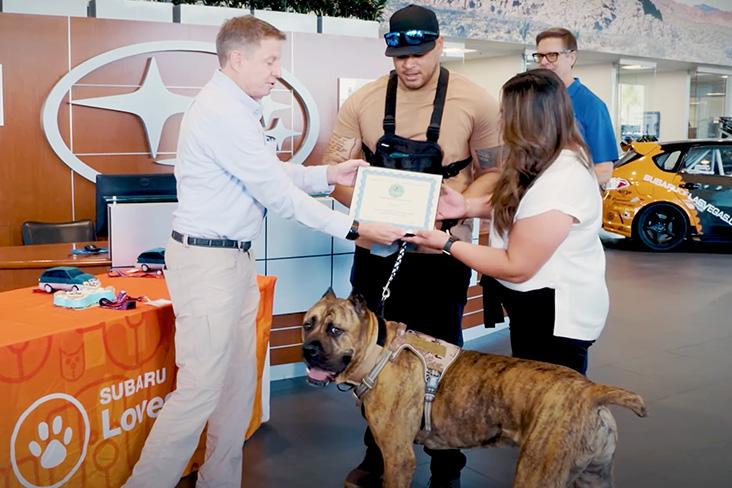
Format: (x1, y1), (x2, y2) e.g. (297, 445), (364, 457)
(21, 220), (96, 245)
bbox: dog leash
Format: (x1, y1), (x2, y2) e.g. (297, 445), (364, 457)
(377, 241), (408, 317)
(107, 269), (164, 279)
(99, 291), (146, 310)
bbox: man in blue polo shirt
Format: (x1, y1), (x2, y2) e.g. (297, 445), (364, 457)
(534, 28), (618, 184)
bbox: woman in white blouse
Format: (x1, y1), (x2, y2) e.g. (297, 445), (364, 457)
(406, 69), (608, 375)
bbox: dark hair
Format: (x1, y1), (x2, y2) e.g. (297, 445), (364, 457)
(536, 27), (578, 52)
(490, 69), (591, 236)
(216, 16), (286, 66)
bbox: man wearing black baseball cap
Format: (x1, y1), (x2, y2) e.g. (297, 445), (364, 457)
(322, 4), (502, 487)
(384, 3), (440, 57)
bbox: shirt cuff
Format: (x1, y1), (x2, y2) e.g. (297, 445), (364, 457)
(326, 210), (353, 239)
(309, 165), (334, 194)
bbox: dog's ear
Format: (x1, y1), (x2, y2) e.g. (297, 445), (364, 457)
(347, 291), (369, 317)
(321, 287), (336, 300)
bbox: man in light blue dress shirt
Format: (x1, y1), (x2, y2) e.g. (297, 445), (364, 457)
(124, 16), (404, 488)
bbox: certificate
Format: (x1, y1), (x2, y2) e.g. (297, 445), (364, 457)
(349, 167), (442, 231)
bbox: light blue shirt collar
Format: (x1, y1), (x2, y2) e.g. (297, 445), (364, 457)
(210, 70), (262, 120)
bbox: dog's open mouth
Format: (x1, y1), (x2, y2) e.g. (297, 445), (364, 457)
(306, 367), (337, 387)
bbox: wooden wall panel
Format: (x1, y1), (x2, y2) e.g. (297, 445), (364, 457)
(291, 32), (392, 166)
(465, 292), (483, 314)
(0, 13), (393, 246)
(272, 312), (306, 330)
(271, 345), (303, 366)
(0, 14), (74, 246)
(462, 311), (486, 329)
(271, 328), (305, 348)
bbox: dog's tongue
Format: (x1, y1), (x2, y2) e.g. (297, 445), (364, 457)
(307, 367), (334, 382)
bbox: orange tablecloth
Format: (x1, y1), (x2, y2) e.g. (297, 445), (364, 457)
(0, 274), (276, 488)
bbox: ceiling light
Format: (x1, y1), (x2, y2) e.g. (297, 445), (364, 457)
(618, 58), (656, 70)
(620, 64), (654, 70)
(442, 42), (478, 58)
(697, 66), (732, 76)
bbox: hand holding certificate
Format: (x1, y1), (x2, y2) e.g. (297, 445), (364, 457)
(349, 167), (443, 232)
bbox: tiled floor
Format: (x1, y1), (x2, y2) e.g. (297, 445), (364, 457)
(180, 243), (732, 487)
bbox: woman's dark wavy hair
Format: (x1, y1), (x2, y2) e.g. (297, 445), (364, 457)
(491, 69), (592, 236)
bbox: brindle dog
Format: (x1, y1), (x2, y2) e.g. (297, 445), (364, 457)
(302, 290), (647, 488)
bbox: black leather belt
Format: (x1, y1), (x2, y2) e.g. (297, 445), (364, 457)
(171, 230), (251, 251)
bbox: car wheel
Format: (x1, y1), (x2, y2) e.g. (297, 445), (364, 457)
(44, 284), (53, 293)
(141, 264), (150, 272)
(633, 203), (688, 251)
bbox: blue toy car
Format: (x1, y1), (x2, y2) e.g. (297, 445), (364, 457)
(136, 248), (166, 272)
(39, 266), (98, 293)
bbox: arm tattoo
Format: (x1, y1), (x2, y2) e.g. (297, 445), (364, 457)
(476, 146), (502, 170)
(324, 135), (362, 164)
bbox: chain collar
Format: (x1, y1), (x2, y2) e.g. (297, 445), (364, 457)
(377, 241), (408, 316)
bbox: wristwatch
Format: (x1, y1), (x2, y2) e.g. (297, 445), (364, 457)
(346, 220), (360, 241)
(442, 235), (459, 255)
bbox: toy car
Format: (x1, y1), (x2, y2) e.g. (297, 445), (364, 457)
(38, 266), (99, 293)
(603, 139), (732, 251)
(135, 248), (166, 272)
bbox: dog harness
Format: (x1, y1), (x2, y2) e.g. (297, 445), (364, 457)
(352, 322), (461, 433)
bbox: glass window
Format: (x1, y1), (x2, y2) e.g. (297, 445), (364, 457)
(617, 62), (657, 142)
(683, 147), (715, 175)
(718, 146), (732, 176)
(722, 117), (732, 139)
(653, 150), (682, 172)
(689, 72), (730, 139)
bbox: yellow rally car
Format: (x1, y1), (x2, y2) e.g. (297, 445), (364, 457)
(603, 139), (732, 251)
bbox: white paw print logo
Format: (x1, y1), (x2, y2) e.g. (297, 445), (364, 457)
(11, 393), (90, 488)
(28, 416), (73, 469)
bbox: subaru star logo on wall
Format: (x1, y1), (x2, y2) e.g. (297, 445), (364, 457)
(41, 41), (320, 183)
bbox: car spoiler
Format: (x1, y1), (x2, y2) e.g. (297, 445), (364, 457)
(630, 141), (661, 156)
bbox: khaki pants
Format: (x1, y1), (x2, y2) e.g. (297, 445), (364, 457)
(124, 237), (259, 488)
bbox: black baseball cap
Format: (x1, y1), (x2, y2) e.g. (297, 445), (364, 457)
(385, 4), (440, 57)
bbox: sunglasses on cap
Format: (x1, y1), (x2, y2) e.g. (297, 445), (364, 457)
(384, 30), (438, 47)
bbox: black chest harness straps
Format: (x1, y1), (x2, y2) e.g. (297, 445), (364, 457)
(362, 66), (472, 179)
